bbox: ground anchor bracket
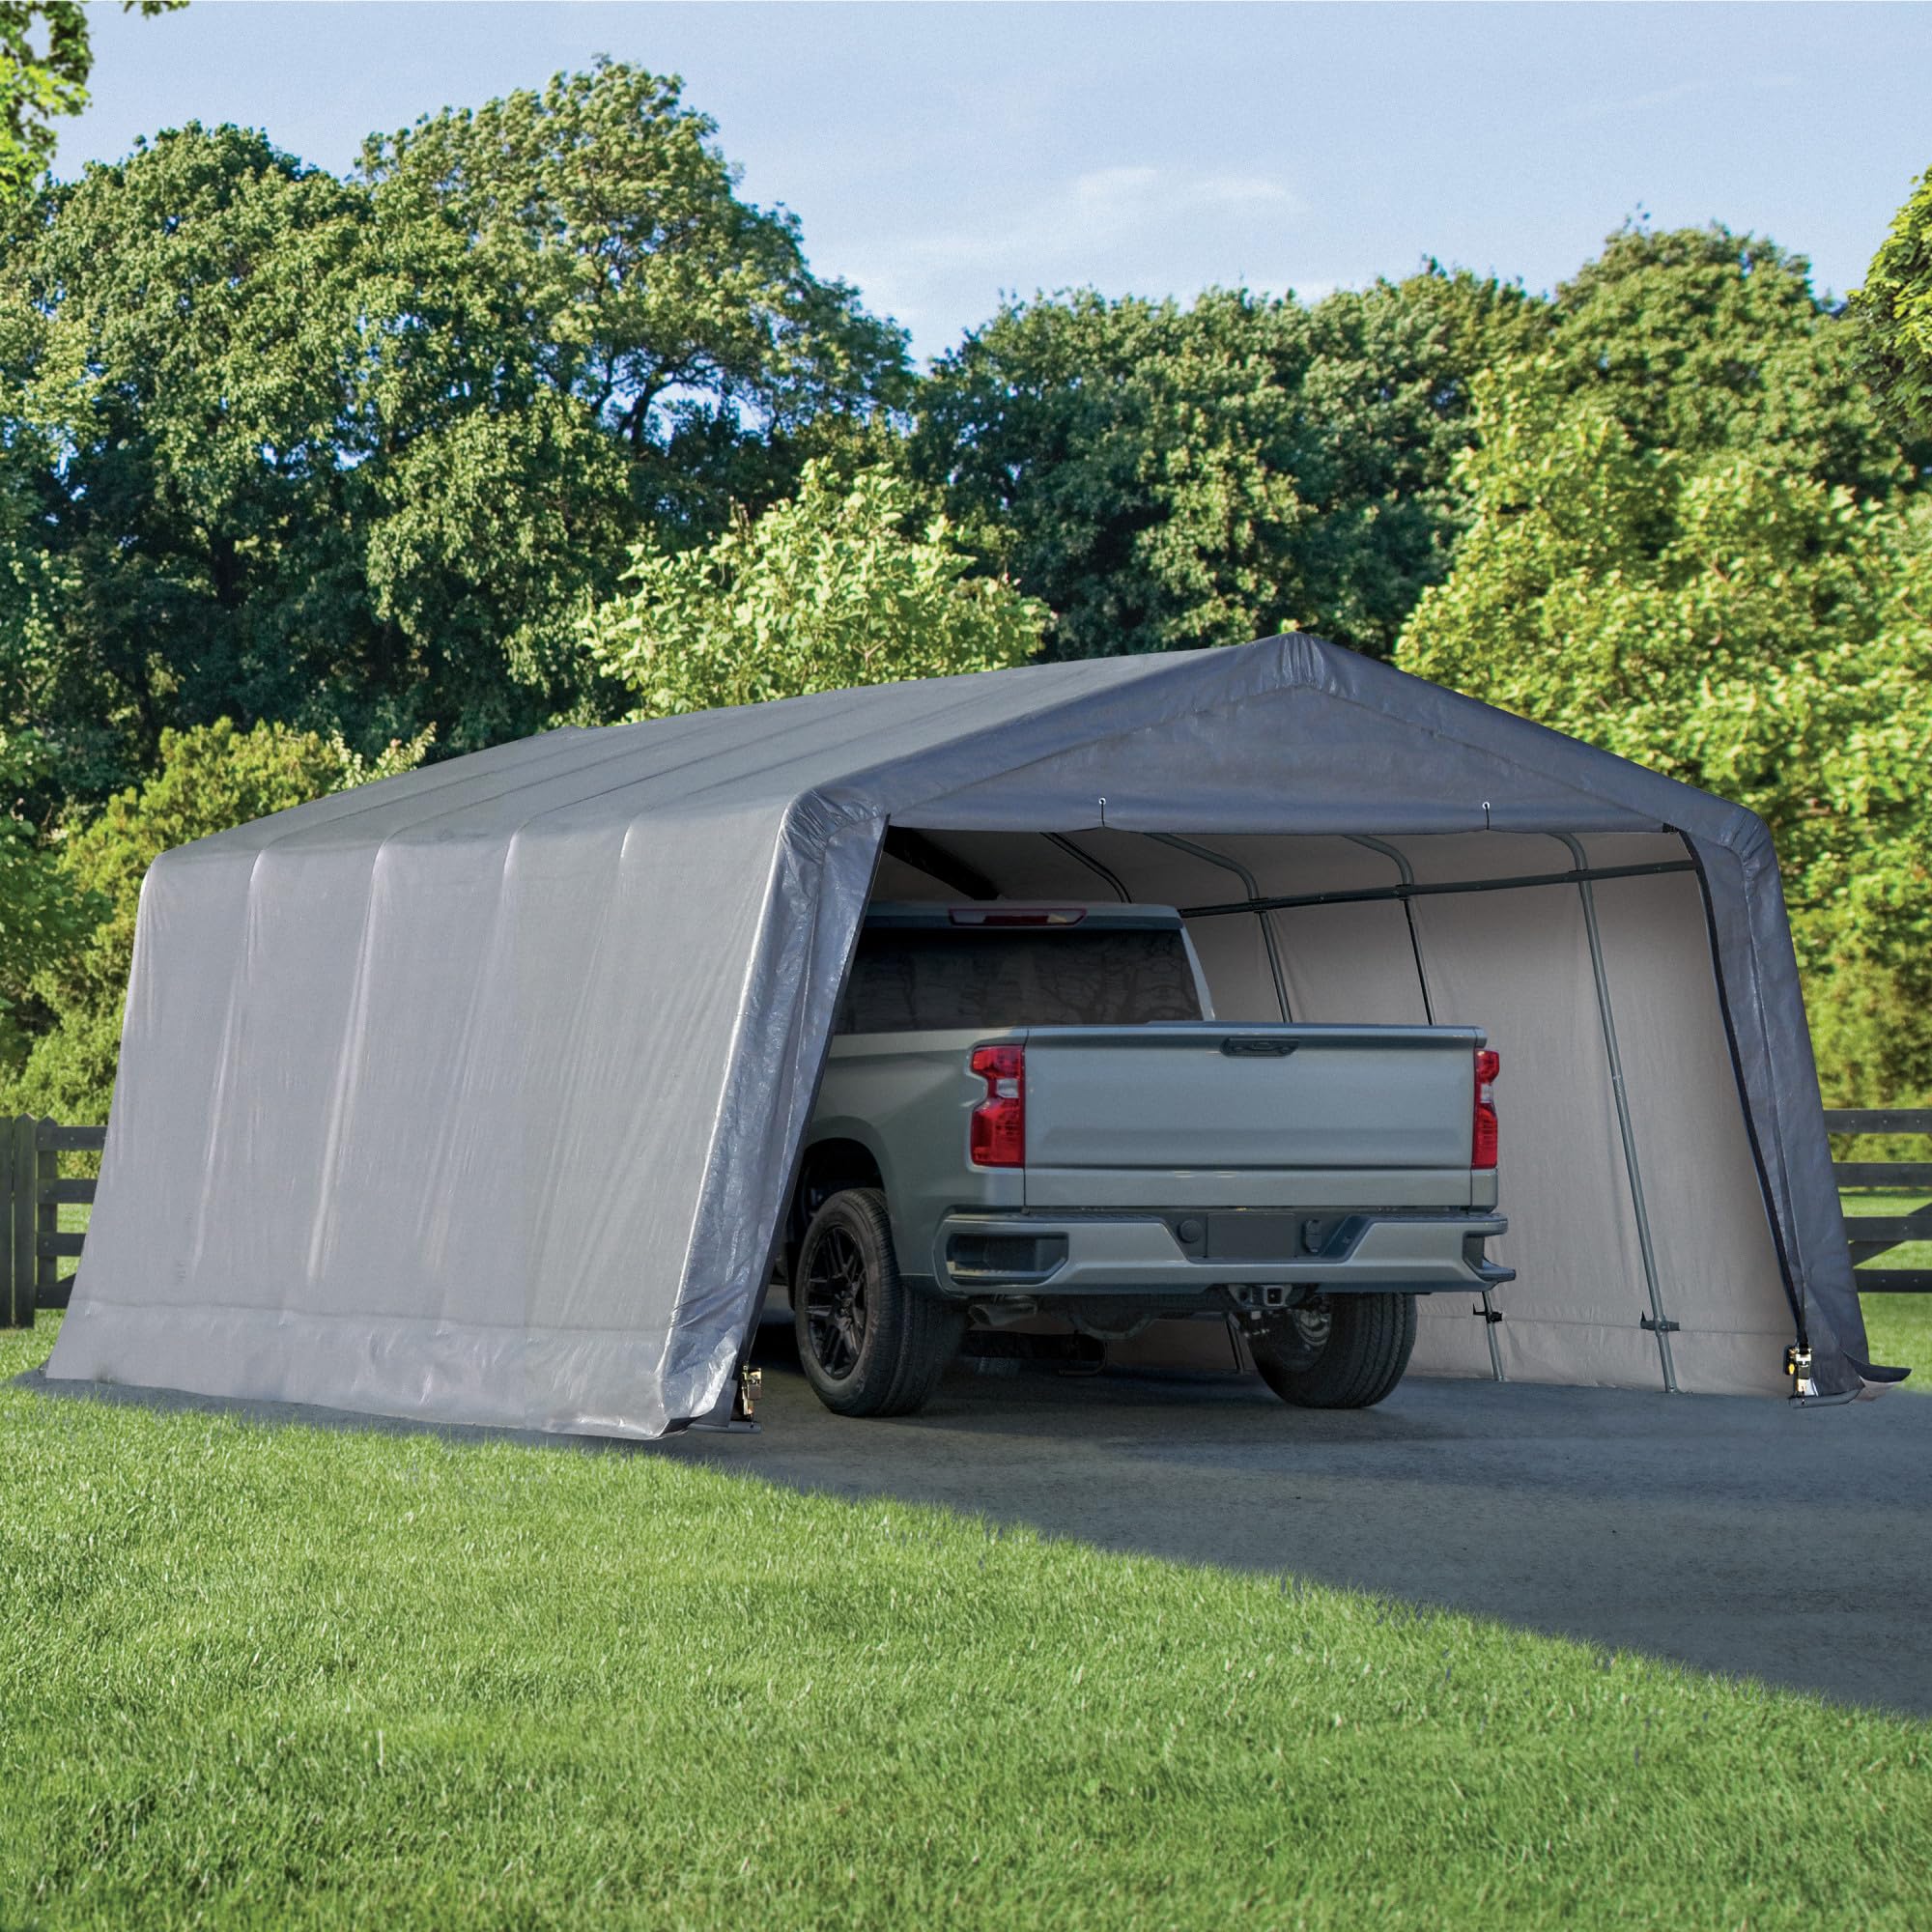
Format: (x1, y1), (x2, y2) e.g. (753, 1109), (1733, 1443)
(733, 1365), (762, 1421)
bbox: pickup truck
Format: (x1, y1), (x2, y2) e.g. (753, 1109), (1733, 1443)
(784, 902), (1509, 1418)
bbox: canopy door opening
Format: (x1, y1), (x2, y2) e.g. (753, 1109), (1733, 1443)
(867, 824), (1796, 1398)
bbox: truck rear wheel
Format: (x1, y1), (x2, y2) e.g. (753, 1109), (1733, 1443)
(1251, 1292), (1416, 1409)
(794, 1188), (964, 1418)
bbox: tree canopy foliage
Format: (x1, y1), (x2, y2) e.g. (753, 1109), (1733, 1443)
(0, 62), (907, 801)
(913, 226), (1923, 669)
(0, 1), (183, 199)
(1545, 225), (1924, 499)
(0, 46), (1926, 1112)
(0, 727), (99, 1072)
(911, 271), (1547, 661)
(583, 460), (1043, 718)
(1392, 219), (1930, 1104)
(1855, 164), (1932, 440)
(1399, 358), (1932, 1098)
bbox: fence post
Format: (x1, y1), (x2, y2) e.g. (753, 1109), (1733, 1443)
(35, 1117), (57, 1312)
(7, 1116), (34, 1326)
(1, 1117), (12, 1322)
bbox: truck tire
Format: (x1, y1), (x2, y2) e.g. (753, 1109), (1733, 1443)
(794, 1188), (964, 1418)
(1251, 1292), (1416, 1409)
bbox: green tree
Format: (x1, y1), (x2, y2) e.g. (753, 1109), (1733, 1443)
(912, 270), (1548, 662)
(0, 2), (184, 200)
(0, 728), (97, 1075)
(4, 720), (426, 1119)
(1398, 362), (1932, 1100)
(916, 227), (1916, 669)
(1854, 164), (1932, 440)
(3, 124), (371, 794)
(357, 62), (906, 535)
(581, 460), (1045, 719)
(1546, 224), (1918, 501)
(0, 64), (909, 793)
(351, 61), (908, 745)
(1400, 227), (1928, 1101)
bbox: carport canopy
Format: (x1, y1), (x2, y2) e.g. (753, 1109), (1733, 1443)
(47, 637), (1889, 1433)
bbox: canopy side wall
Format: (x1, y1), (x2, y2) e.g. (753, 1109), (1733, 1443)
(51, 799), (810, 1436)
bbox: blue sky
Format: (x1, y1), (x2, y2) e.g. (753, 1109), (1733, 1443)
(65, 2), (1930, 361)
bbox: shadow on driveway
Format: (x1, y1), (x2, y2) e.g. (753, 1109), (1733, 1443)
(679, 1328), (1932, 1717)
(29, 1329), (1932, 1716)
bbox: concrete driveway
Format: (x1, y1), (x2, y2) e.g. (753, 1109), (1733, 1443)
(31, 1335), (1932, 1716)
(669, 1331), (1932, 1717)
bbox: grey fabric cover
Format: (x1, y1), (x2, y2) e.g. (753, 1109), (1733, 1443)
(47, 637), (1875, 1432)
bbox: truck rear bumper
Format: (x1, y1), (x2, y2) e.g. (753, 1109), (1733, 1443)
(933, 1209), (1511, 1298)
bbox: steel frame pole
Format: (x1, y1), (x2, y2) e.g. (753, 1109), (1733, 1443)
(1144, 833), (1293, 1023)
(1555, 835), (1677, 1392)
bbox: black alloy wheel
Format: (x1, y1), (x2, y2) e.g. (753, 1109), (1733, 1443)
(792, 1188), (964, 1418)
(801, 1223), (869, 1379)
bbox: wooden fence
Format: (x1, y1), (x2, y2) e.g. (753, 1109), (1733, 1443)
(5, 1110), (1931, 1328)
(1825, 1109), (1932, 1294)
(2, 1117), (103, 1325)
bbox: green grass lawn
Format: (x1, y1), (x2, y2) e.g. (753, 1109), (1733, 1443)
(1862, 1293), (1932, 1377)
(4, 1321), (1930, 1930)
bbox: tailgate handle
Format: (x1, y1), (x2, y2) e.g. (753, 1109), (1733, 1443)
(1220, 1036), (1298, 1057)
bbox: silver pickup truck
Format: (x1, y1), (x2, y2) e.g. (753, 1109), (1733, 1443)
(783, 903), (1509, 1418)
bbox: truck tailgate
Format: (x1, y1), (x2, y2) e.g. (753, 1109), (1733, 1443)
(1021, 1024), (1481, 1179)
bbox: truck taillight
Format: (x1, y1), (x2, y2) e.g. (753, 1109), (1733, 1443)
(969, 1042), (1026, 1167)
(1472, 1048), (1500, 1170)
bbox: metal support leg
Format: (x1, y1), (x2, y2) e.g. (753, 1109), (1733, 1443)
(1555, 836), (1677, 1392)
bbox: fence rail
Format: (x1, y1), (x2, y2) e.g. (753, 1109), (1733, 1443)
(1827, 1109), (1932, 1294)
(2, 1116), (104, 1325)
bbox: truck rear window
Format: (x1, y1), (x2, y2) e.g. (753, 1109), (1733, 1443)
(836, 926), (1204, 1033)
